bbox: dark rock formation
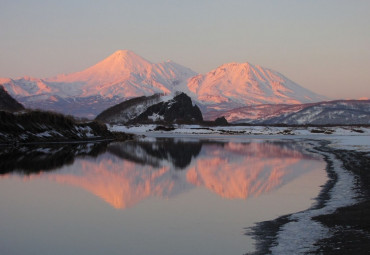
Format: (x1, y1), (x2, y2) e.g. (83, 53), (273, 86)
(214, 116), (228, 126)
(0, 85), (24, 112)
(131, 92), (203, 124)
(95, 94), (161, 123)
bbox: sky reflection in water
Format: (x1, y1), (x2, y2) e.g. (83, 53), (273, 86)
(0, 138), (326, 255)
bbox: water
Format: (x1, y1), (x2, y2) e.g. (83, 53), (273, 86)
(0, 138), (326, 255)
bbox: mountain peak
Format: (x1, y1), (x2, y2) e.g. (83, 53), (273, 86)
(221, 61), (252, 66)
(104, 49), (151, 66)
(218, 62), (254, 71)
(49, 50), (152, 84)
(188, 60), (326, 106)
(113, 49), (134, 55)
(109, 50), (146, 61)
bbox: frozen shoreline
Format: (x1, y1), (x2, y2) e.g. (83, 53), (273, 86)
(109, 124), (370, 137)
(247, 139), (369, 254)
(270, 143), (359, 254)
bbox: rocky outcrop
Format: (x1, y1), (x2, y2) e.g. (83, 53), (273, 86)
(131, 93), (203, 124)
(214, 116), (228, 126)
(0, 85), (24, 112)
(96, 92), (204, 125)
(95, 94), (161, 124)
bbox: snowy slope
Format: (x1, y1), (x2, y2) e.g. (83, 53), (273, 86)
(206, 100), (370, 125)
(263, 100), (370, 125)
(0, 50), (326, 118)
(187, 62), (326, 111)
(204, 103), (312, 123)
(0, 50), (196, 117)
(47, 50), (197, 98)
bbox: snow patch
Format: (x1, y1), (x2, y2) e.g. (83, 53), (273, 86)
(148, 113), (164, 122)
(35, 131), (53, 137)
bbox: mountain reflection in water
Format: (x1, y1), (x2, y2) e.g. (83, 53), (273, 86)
(0, 139), (321, 209)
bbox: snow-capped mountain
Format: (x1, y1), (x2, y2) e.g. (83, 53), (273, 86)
(187, 62), (326, 112)
(0, 50), (326, 118)
(0, 50), (196, 117)
(47, 50), (196, 98)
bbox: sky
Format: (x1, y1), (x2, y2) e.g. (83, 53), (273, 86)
(0, 0), (369, 99)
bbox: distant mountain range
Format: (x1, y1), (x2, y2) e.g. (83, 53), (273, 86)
(209, 99), (370, 125)
(260, 99), (370, 125)
(0, 50), (326, 118)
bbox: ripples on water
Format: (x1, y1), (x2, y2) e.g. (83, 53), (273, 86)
(0, 138), (326, 255)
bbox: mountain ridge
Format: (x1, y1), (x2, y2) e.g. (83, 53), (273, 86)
(1, 50), (326, 119)
(209, 99), (370, 125)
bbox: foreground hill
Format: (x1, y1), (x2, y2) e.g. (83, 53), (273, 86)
(0, 110), (130, 144)
(0, 85), (24, 112)
(1, 50), (324, 118)
(96, 92), (203, 124)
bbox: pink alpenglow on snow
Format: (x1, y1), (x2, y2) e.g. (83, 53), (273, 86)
(0, 50), (326, 117)
(186, 62), (326, 109)
(47, 50), (197, 98)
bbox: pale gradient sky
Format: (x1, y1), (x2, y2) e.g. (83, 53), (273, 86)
(1, 0), (369, 99)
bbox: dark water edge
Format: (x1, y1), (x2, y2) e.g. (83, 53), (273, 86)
(245, 140), (370, 255)
(312, 147), (370, 254)
(0, 142), (110, 174)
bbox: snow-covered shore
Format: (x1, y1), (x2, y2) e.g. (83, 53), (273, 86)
(269, 144), (360, 254)
(246, 136), (369, 254)
(109, 124), (370, 137)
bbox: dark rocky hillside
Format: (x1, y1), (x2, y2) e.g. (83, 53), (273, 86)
(131, 93), (203, 124)
(0, 85), (24, 112)
(96, 92), (203, 124)
(96, 94), (161, 123)
(0, 110), (130, 144)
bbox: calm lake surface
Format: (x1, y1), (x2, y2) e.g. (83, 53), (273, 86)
(0, 138), (326, 255)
